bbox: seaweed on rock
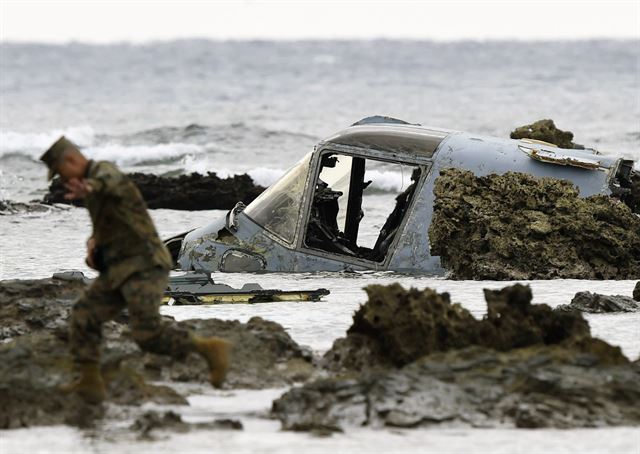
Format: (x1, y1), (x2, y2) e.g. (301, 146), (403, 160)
(429, 168), (640, 280)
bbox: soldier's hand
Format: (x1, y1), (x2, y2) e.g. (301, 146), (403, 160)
(64, 178), (92, 200)
(86, 237), (97, 270)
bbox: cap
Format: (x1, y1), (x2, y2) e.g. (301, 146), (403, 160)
(40, 136), (79, 180)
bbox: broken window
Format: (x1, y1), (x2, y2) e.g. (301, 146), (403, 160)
(304, 152), (422, 262)
(244, 153), (312, 243)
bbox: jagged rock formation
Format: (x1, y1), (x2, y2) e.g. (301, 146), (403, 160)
(322, 285), (477, 371)
(273, 283), (639, 431)
(556, 291), (640, 313)
(323, 283), (590, 372)
(429, 168), (640, 280)
(4, 277), (639, 432)
(43, 172), (265, 210)
(275, 344), (638, 431)
(510, 119), (584, 149)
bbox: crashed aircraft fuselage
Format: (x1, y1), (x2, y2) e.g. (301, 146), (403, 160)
(173, 116), (635, 274)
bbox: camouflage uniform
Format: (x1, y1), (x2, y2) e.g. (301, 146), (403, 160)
(70, 160), (192, 365)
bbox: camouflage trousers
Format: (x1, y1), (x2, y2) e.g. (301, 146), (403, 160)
(69, 267), (193, 365)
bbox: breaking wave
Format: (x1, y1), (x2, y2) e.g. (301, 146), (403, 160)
(182, 154), (288, 187)
(365, 169), (416, 193)
(0, 126), (206, 166)
(86, 143), (205, 166)
(182, 155), (410, 192)
(0, 126), (97, 159)
(0, 122), (316, 165)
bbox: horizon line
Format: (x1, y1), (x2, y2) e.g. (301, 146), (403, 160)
(2, 36), (639, 46)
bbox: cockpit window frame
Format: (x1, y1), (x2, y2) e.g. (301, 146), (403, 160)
(243, 152), (314, 247)
(295, 143), (431, 268)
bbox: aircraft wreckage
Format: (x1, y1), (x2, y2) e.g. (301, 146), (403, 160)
(165, 116), (637, 274)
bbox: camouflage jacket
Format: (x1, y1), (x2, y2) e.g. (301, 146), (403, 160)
(85, 160), (172, 287)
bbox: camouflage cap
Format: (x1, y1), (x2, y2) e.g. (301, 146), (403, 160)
(40, 136), (79, 180)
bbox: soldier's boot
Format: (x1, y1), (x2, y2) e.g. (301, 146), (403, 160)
(59, 363), (106, 404)
(192, 336), (231, 388)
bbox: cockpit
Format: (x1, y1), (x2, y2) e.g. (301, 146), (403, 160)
(243, 148), (424, 264)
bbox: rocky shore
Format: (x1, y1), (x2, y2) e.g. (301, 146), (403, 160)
(0, 277), (314, 429)
(429, 168), (640, 280)
(43, 172), (265, 210)
(273, 284), (640, 431)
(1, 277), (638, 433)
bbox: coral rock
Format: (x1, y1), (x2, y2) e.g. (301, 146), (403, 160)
(429, 168), (640, 280)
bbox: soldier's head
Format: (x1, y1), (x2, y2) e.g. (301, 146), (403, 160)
(40, 136), (89, 181)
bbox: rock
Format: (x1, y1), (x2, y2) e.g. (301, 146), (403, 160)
(479, 285), (591, 349)
(0, 200), (62, 215)
(127, 316), (316, 389)
(510, 119), (584, 149)
(274, 343), (639, 431)
(354, 285), (476, 364)
(0, 277), (316, 427)
(131, 411), (242, 440)
(1, 278), (314, 389)
(0, 277), (317, 428)
(634, 282), (640, 301)
(0, 331), (186, 429)
(323, 283), (590, 372)
(43, 172), (266, 210)
(556, 291), (640, 313)
(0, 277), (85, 340)
(429, 168), (640, 280)
(274, 283), (638, 431)
(322, 284), (478, 371)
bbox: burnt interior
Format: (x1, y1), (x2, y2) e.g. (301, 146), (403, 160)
(611, 159), (639, 214)
(304, 153), (421, 262)
(164, 231), (191, 267)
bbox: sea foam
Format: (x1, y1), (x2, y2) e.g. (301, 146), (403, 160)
(0, 126), (205, 166)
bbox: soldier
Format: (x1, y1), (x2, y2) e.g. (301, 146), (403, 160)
(40, 136), (231, 404)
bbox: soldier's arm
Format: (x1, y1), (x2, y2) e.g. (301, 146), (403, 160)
(85, 162), (125, 197)
(63, 162), (124, 200)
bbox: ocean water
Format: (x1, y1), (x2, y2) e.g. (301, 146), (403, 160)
(1, 40), (640, 202)
(1, 40), (639, 453)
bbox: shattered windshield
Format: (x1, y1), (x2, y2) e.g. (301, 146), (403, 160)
(244, 153), (312, 243)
